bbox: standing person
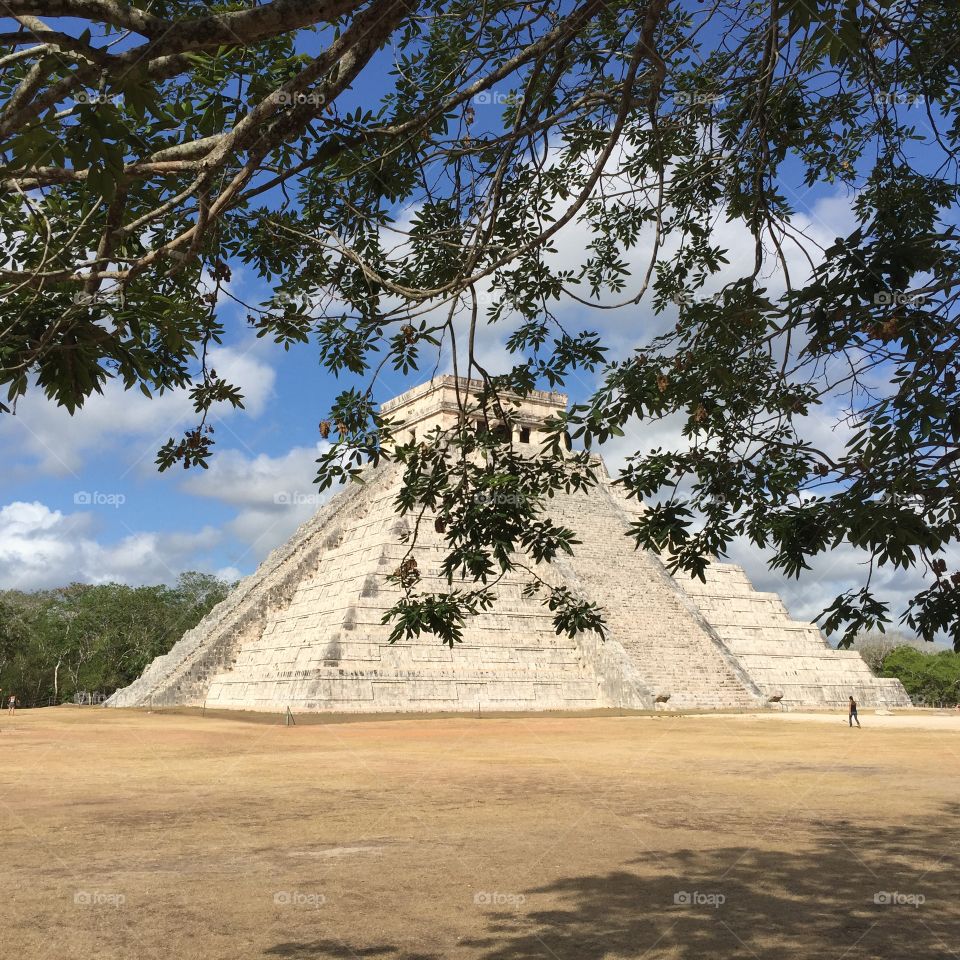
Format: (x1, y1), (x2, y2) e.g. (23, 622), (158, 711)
(848, 695), (860, 728)
(7, 694), (15, 715)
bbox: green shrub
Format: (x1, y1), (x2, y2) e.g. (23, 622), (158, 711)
(880, 647), (960, 706)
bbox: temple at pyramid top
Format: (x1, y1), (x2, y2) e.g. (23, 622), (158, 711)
(380, 375), (567, 444)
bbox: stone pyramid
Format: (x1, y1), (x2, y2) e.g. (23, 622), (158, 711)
(108, 377), (910, 713)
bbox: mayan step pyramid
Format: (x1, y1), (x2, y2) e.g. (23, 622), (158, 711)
(108, 377), (910, 713)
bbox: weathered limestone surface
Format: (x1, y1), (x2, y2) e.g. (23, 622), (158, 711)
(107, 376), (911, 713)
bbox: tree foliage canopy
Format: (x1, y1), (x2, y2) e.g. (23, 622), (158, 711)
(2, 0), (959, 646)
(879, 645), (960, 706)
(0, 572), (232, 704)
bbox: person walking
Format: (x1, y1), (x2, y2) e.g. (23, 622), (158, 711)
(848, 695), (860, 728)
(7, 694), (16, 716)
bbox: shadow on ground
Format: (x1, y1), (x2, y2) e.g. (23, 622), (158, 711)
(265, 804), (960, 959)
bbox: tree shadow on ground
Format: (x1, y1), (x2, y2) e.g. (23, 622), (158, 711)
(265, 944), (440, 960)
(266, 805), (960, 959)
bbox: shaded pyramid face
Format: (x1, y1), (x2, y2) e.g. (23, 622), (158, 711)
(108, 379), (910, 714)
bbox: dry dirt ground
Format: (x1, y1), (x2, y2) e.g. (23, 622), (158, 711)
(2, 707), (959, 960)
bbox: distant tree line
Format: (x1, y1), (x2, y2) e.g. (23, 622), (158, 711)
(878, 648), (960, 708)
(852, 631), (960, 707)
(0, 573), (232, 707)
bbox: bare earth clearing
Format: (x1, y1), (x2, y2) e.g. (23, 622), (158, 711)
(2, 708), (959, 959)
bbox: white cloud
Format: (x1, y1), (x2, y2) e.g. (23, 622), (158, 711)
(214, 565), (243, 583)
(2, 341), (276, 476)
(180, 442), (333, 558)
(0, 426), (340, 589)
(721, 535), (952, 636)
(329, 172), (861, 394)
(416, 176), (864, 390)
(0, 501), (222, 590)
(0, 435), (339, 590)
